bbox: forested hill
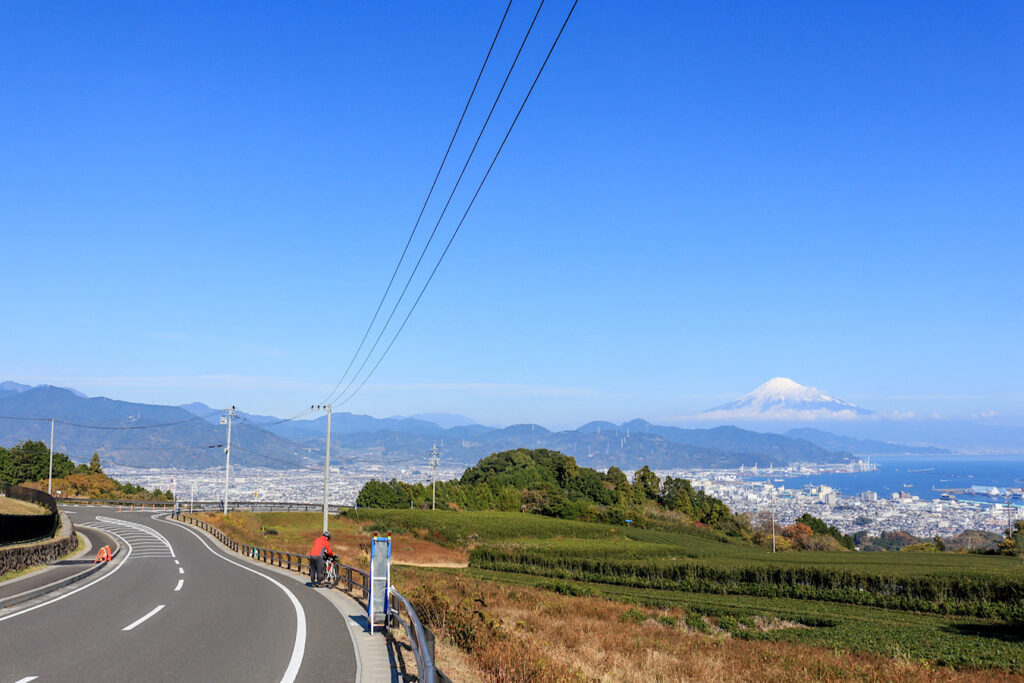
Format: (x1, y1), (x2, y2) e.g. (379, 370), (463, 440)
(356, 448), (749, 537)
(2, 441), (173, 500)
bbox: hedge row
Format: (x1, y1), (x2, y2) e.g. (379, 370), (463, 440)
(470, 547), (1024, 621)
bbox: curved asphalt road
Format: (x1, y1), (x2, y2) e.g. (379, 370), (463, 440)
(0, 506), (358, 683)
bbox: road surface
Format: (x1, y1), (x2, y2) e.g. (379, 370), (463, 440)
(0, 506), (358, 682)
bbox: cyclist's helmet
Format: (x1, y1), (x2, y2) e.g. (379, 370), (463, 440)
(323, 531), (331, 539)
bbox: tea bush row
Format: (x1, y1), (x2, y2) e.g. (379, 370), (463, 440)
(471, 547), (1024, 621)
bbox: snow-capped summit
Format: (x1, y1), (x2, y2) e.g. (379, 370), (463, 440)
(702, 378), (872, 420)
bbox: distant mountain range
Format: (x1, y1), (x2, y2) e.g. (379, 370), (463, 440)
(0, 386), (309, 469)
(0, 380), (962, 471)
(784, 428), (949, 455)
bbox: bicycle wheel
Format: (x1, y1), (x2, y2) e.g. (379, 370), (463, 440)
(327, 563), (339, 589)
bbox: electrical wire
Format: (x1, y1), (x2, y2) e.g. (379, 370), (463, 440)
(0, 412), (220, 430)
(320, 0), (516, 407)
(327, 0), (548, 407)
(332, 0), (579, 408)
(229, 437), (321, 471)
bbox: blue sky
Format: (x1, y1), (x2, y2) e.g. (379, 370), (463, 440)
(1, 1), (1021, 428)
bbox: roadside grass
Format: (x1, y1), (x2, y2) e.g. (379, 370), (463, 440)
(467, 568), (1024, 674)
(395, 565), (1022, 682)
(191, 511), (467, 568)
(0, 497), (49, 515)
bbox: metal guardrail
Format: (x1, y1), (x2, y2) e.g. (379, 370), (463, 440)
(170, 511), (446, 682)
(57, 497), (352, 514)
(172, 512), (368, 595)
(56, 496), (173, 506)
(389, 586), (449, 683)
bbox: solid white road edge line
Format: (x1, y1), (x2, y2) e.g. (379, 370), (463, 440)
(122, 604), (165, 631)
(13, 676), (39, 683)
(0, 527), (134, 623)
(175, 579), (184, 591)
(172, 522), (307, 683)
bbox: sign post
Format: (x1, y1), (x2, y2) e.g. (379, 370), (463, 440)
(368, 534), (392, 632)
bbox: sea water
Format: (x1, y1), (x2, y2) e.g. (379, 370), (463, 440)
(747, 454), (1024, 503)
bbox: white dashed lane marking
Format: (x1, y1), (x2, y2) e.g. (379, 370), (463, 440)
(122, 604), (165, 631)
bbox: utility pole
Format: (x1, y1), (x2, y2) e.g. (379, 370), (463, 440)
(48, 418), (55, 495)
(429, 444), (440, 510)
(222, 406), (235, 515)
(312, 404), (332, 533)
(190, 482), (197, 514)
(771, 487), (777, 553)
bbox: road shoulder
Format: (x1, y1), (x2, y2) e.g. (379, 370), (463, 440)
(0, 525), (119, 609)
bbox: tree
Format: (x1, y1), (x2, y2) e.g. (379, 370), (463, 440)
(604, 467), (629, 493)
(782, 523), (813, 547)
(1000, 520), (1024, 556)
(0, 441), (74, 486)
(495, 486), (520, 512)
(795, 513), (854, 550)
(0, 446), (10, 486)
(633, 466), (660, 501)
(660, 477), (695, 516)
(933, 535), (946, 551)
(89, 453), (103, 474)
(356, 479), (409, 509)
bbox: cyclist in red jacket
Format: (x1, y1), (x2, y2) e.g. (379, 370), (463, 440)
(309, 531), (332, 587)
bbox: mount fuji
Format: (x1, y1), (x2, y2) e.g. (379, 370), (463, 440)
(702, 378), (873, 421)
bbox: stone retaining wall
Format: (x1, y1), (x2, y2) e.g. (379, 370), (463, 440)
(0, 512), (78, 576)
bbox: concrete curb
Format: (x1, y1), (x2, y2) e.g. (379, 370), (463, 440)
(0, 523), (120, 609)
(165, 515), (395, 683)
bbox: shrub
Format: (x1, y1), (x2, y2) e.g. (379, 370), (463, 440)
(621, 607), (646, 624)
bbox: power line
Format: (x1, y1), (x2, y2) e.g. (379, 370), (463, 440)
(328, 0), (549, 407)
(320, 0), (516, 407)
(333, 0), (579, 408)
(229, 442), (321, 471)
(0, 412), (220, 430)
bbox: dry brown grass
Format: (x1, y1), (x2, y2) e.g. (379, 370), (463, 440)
(0, 496), (48, 515)
(192, 511), (467, 569)
(395, 567), (1024, 683)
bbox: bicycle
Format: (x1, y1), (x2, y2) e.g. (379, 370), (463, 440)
(322, 553), (339, 589)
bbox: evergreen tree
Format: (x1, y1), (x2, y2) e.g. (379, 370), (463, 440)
(633, 466), (661, 501)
